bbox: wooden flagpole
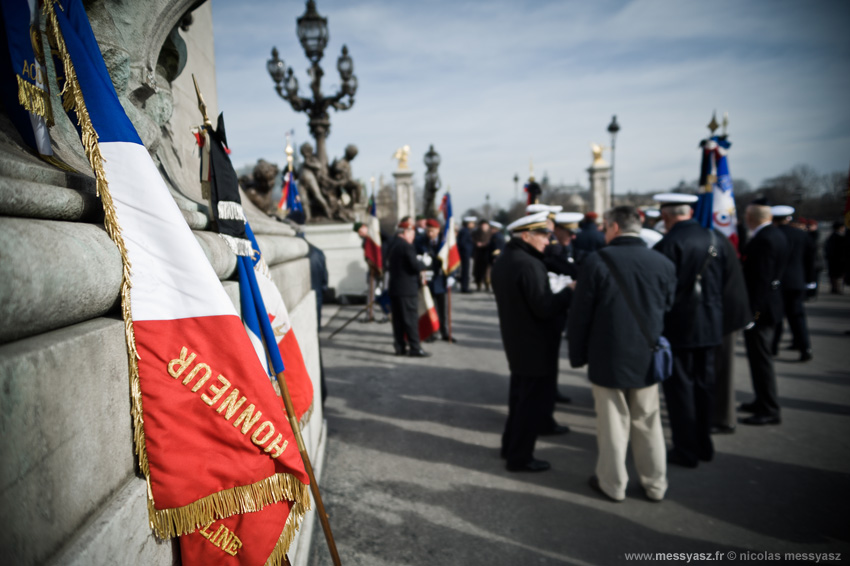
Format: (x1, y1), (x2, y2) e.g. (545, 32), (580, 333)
(447, 286), (452, 343)
(367, 269), (375, 322)
(274, 369), (342, 566)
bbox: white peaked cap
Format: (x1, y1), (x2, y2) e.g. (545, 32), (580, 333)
(653, 193), (699, 205)
(462, 216), (478, 223)
(507, 211), (550, 233)
(526, 203), (563, 214)
(554, 212), (584, 226)
(771, 205), (795, 217)
(489, 221), (503, 229)
(644, 208), (661, 218)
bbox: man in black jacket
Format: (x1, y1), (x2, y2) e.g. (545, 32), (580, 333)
(652, 193), (728, 468)
(770, 205), (815, 361)
(568, 206), (676, 501)
(457, 216), (476, 293)
(492, 212), (571, 472)
(740, 202), (789, 425)
(573, 212), (605, 265)
(388, 219), (429, 357)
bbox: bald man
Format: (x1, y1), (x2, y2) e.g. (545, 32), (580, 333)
(739, 203), (788, 425)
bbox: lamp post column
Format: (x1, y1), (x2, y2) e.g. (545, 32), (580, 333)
(607, 114), (620, 206)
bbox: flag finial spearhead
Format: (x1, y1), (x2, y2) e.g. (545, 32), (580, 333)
(708, 111), (719, 135)
(192, 74), (212, 129)
(285, 132), (294, 172)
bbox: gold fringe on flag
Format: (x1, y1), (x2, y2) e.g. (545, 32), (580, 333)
(16, 75), (54, 126)
(149, 472), (311, 539)
(264, 496), (311, 566)
(43, 0), (312, 551)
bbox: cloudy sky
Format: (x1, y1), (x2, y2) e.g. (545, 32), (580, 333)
(211, 0), (850, 214)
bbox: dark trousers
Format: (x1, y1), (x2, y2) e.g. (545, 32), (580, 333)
(460, 255), (471, 292)
(390, 295), (420, 352)
(502, 373), (550, 466)
(772, 289), (811, 352)
(713, 332), (736, 428)
(744, 322), (781, 418)
(663, 347), (715, 465)
(432, 291), (448, 338)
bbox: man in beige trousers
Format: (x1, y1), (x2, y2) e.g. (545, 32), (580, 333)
(568, 206), (677, 501)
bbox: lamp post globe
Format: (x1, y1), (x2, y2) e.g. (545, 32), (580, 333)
(297, 0), (329, 63)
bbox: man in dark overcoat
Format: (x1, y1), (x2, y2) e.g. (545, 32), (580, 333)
(573, 212), (605, 265)
(770, 205), (815, 361)
(568, 206), (676, 501)
(492, 212), (571, 472)
(388, 219), (429, 357)
(740, 202), (789, 425)
(457, 216), (476, 293)
(652, 193), (728, 468)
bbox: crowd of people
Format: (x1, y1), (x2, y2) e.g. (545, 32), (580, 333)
(355, 198), (837, 502)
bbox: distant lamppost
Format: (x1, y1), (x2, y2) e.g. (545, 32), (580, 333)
(267, 0), (358, 170)
(607, 115), (620, 204)
(513, 173), (519, 201)
(423, 144), (441, 217)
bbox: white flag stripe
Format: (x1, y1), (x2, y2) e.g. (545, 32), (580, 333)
(101, 142), (236, 321)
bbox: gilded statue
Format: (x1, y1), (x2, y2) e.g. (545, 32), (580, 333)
(392, 145), (410, 170)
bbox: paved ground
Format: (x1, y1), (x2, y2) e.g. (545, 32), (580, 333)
(308, 287), (850, 566)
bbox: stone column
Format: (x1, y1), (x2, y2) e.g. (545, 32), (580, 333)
(587, 161), (611, 214)
(394, 169), (416, 221)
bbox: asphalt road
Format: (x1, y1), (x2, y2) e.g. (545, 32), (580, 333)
(308, 288), (850, 566)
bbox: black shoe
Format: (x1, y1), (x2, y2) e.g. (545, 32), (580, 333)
(667, 450), (698, 468)
(408, 348), (431, 358)
(506, 459), (550, 472)
(784, 344), (801, 351)
(800, 350), (813, 362)
(710, 425), (736, 435)
(394, 347), (407, 356)
(539, 424), (570, 436)
(555, 391), (572, 404)
(738, 401), (759, 413)
(588, 476), (622, 502)
(740, 414), (781, 426)
(440, 335), (457, 343)
(424, 335), (437, 343)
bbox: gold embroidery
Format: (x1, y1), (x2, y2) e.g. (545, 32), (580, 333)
(201, 375), (231, 406)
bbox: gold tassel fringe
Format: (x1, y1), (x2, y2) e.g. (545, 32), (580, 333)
(264, 497), (311, 566)
(17, 75), (54, 126)
(149, 472), (311, 539)
(299, 399), (314, 430)
(43, 2), (312, 548)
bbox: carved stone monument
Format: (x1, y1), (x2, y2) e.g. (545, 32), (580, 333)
(393, 145), (416, 221)
(587, 143), (611, 214)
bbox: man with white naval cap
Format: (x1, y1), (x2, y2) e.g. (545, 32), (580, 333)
(652, 192), (732, 468)
(492, 212), (572, 472)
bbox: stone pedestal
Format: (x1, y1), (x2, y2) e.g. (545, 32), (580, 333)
(302, 223), (368, 297)
(587, 162), (611, 214)
(394, 170), (415, 222)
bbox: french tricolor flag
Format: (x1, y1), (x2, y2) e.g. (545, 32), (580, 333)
(438, 193), (461, 275)
(45, 0), (309, 561)
(365, 193), (383, 273)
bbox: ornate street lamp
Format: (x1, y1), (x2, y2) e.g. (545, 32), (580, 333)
(423, 145), (441, 217)
(267, 0), (357, 171)
(607, 115), (620, 204)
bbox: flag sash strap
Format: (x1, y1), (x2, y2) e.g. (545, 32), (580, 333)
(42, 0), (310, 544)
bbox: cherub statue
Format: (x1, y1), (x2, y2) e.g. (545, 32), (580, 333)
(392, 145), (411, 170)
(330, 144), (364, 205)
(297, 142), (332, 220)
